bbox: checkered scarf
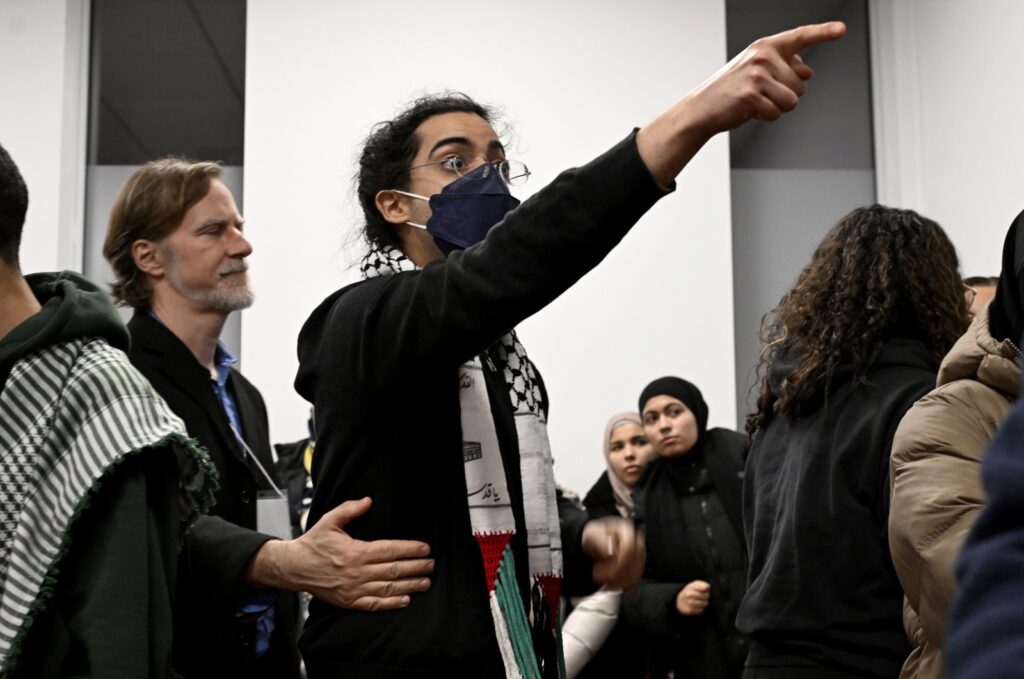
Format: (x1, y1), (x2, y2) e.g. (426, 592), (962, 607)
(361, 243), (564, 678)
(0, 337), (217, 673)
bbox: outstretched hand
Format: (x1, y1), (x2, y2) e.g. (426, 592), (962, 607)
(243, 497), (434, 611)
(638, 21), (847, 186)
(581, 517), (645, 591)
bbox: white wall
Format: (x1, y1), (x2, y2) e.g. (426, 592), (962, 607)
(0, 0), (87, 273)
(871, 0), (1024, 276)
(243, 0), (736, 495)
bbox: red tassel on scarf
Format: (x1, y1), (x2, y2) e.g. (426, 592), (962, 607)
(475, 531), (513, 592)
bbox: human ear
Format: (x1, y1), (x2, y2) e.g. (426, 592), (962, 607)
(375, 190), (412, 226)
(131, 240), (164, 278)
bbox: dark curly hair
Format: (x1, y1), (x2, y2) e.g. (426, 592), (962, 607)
(356, 92), (496, 250)
(746, 204), (969, 437)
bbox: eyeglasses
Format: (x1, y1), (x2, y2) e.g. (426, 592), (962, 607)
(409, 155), (531, 187)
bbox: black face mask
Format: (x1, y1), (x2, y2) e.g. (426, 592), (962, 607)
(395, 163), (521, 254)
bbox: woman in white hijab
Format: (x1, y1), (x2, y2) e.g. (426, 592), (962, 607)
(563, 412), (656, 678)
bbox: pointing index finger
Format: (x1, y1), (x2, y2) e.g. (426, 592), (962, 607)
(769, 21), (846, 56)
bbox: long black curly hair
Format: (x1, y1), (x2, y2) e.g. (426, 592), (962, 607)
(746, 204), (969, 437)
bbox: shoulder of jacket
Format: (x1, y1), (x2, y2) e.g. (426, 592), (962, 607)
(892, 380), (1007, 466)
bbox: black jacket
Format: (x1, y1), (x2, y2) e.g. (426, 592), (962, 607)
(623, 428), (749, 678)
(737, 339), (937, 678)
(294, 132), (667, 678)
(127, 312), (300, 679)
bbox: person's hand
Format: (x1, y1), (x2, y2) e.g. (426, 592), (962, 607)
(676, 579), (711, 616)
(580, 517), (645, 591)
(243, 497), (434, 611)
(637, 21), (847, 186)
(686, 21), (847, 136)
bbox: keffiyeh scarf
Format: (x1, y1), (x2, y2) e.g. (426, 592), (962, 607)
(0, 338), (217, 673)
(361, 244), (565, 679)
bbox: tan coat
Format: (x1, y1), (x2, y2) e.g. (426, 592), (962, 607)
(890, 306), (1021, 679)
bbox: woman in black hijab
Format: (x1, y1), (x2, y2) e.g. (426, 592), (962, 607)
(621, 376), (749, 679)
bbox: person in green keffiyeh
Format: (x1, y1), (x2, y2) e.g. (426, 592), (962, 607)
(0, 143), (218, 678)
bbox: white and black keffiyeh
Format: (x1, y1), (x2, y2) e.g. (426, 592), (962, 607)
(361, 243), (564, 678)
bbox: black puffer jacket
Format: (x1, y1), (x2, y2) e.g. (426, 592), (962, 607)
(622, 428), (749, 679)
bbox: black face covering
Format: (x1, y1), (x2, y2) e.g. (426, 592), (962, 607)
(987, 209), (1024, 345)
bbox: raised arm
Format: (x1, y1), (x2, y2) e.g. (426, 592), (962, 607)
(298, 22), (848, 398)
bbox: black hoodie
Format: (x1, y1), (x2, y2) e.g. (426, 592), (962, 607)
(737, 339), (937, 677)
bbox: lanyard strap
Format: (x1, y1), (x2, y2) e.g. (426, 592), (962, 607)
(230, 426), (286, 498)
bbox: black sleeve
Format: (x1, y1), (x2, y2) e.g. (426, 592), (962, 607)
(297, 132), (669, 402)
(558, 488), (598, 597)
(621, 578), (692, 639)
(179, 515), (275, 603)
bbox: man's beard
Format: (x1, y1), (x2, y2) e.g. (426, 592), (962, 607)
(163, 246), (255, 312)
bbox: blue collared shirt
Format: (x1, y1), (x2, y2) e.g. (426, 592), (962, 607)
(210, 342), (244, 439)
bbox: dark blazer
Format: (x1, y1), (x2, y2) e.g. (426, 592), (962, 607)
(127, 311), (300, 679)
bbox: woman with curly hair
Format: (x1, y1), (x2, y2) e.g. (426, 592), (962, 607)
(736, 205), (970, 679)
